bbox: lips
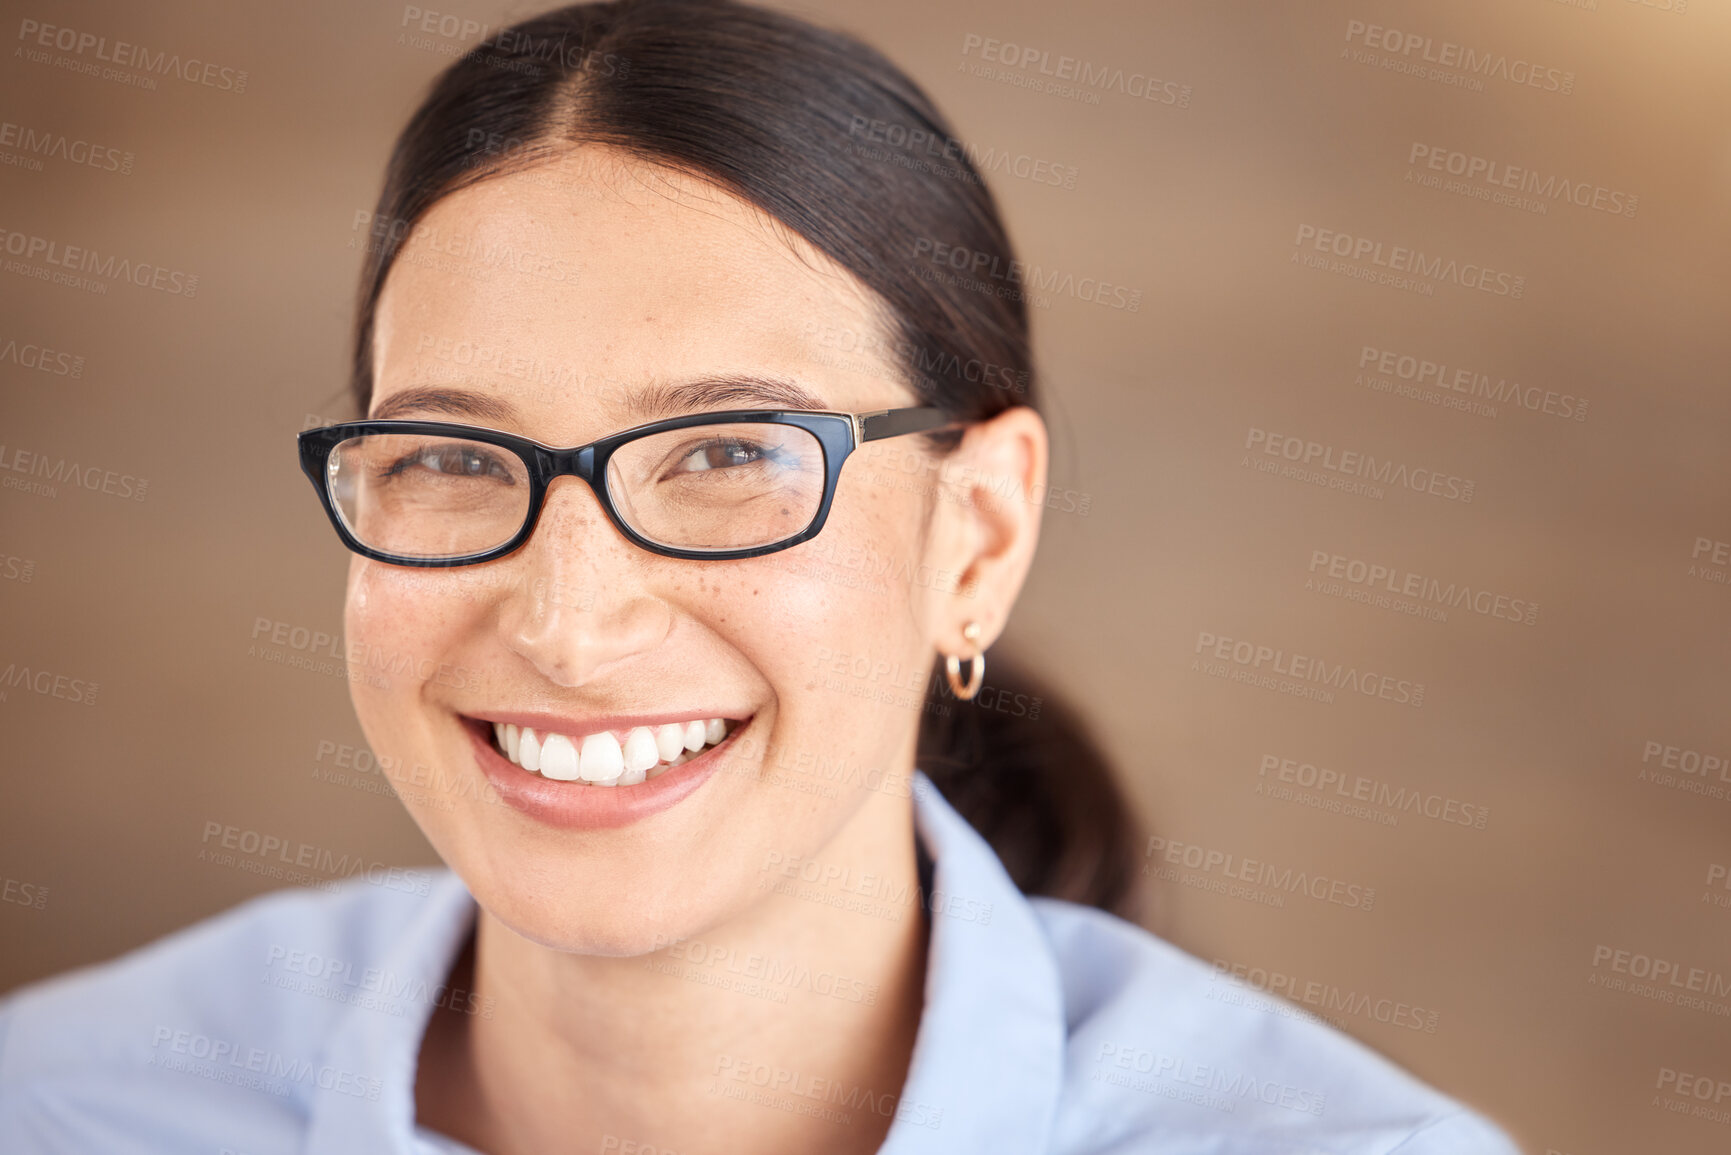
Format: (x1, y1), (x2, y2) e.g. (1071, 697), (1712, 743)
(459, 711), (749, 830)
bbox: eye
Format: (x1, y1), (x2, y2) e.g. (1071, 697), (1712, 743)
(667, 438), (775, 475)
(384, 442), (517, 483)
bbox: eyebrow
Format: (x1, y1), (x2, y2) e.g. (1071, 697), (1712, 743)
(371, 386), (519, 423)
(369, 374), (832, 427)
(629, 375), (830, 420)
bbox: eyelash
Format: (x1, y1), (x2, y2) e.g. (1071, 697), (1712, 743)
(668, 437), (778, 475)
(380, 445), (516, 482)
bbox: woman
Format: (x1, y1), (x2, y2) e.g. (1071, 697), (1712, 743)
(0, 2), (1522, 1152)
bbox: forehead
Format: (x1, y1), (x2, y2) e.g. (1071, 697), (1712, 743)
(369, 145), (907, 436)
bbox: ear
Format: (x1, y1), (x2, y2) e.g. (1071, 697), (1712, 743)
(922, 405), (1049, 656)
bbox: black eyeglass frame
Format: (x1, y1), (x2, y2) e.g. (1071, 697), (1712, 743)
(297, 407), (954, 567)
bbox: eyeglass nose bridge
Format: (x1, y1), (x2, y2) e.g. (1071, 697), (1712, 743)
(525, 444), (609, 530)
(540, 444), (597, 483)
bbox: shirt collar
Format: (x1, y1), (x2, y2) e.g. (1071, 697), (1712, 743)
(303, 870), (476, 1154)
(304, 771), (1066, 1154)
(878, 774), (1064, 1153)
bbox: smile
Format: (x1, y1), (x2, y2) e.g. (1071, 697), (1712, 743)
(488, 717), (738, 786)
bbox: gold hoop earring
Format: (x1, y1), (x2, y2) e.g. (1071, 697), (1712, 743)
(945, 621), (985, 700)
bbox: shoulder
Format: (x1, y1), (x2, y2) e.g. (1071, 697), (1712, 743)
(0, 874), (449, 1076)
(1027, 897), (1522, 1155)
(0, 873), (460, 1150)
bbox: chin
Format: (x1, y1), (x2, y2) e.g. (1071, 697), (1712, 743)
(464, 858), (759, 958)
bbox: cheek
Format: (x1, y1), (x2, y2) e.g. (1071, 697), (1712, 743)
(343, 559), (480, 738)
(718, 470), (933, 738)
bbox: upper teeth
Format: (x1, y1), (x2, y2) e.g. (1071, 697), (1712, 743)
(492, 718), (730, 786)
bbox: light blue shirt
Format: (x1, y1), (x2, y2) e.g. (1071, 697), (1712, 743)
(0, 774), (1521, 1153)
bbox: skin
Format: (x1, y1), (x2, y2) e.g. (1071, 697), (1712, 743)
(346, 145), (1048, 1155)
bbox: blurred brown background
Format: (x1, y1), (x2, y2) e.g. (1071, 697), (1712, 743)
(3, 0), (1728, 1151)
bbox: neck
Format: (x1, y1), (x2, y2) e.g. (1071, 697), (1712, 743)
(416, 786), (930, 1155)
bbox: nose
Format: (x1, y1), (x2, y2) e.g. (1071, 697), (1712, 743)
(495, 477), (673, 687)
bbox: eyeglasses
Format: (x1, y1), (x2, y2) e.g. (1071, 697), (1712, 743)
(297, 407), (953, 566)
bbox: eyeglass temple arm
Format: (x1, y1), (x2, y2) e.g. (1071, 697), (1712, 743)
(856, 407), (956, 443)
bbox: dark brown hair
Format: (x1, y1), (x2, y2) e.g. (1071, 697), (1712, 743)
(351, 0), (1142, 916)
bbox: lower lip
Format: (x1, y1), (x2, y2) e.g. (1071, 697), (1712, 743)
(464, 717), (743, 831)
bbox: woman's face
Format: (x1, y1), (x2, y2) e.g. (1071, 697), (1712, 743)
(345, 146), (1042, 954)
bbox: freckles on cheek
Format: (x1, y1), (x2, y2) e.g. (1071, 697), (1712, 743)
(344, 562), (475, 703)
(700, 563), (840, 687)
(744, 504), (923, 682)
(346, 563), (402, 653)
